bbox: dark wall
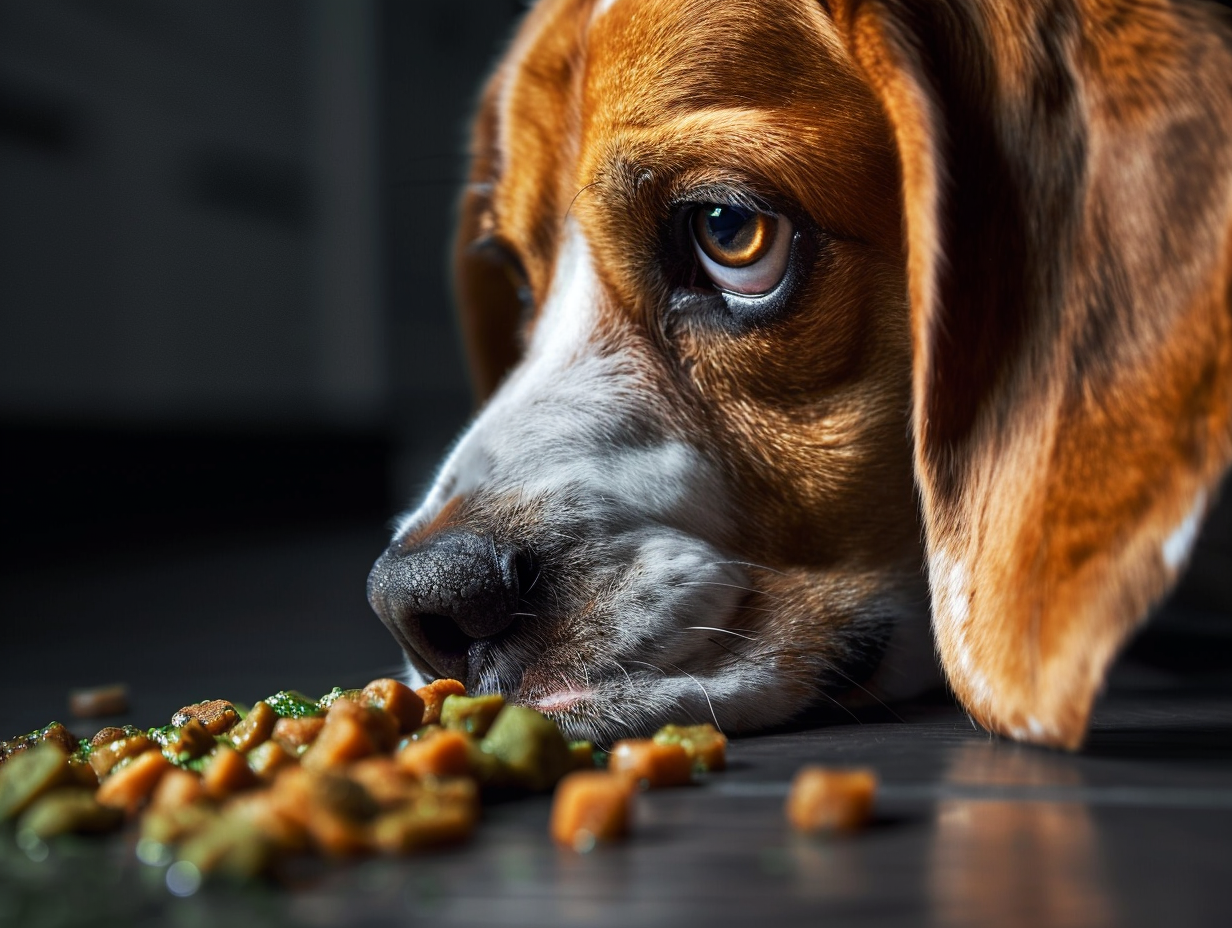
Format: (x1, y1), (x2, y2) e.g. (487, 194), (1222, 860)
(380, 0), (526, 494)
(0, 0), (523, 564)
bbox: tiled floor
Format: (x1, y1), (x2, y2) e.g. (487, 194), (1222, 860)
(2, 525), (1230, 927)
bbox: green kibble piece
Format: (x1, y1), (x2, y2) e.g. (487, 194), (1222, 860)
(17, 787), (122, 838)
(0, 743), (72, 820)
(480, 706), (571, 792)
(440, 694), (506, 737)
(263, 690), (323, 719)
(142, 805), (217, 846)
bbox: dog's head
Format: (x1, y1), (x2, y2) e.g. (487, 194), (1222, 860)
(370, 0), (1232, 748)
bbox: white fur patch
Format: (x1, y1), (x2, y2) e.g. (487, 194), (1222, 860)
(929, 549), (971, 629)
(1162, 491), (1205, 572)
(591, 0), (622, 20)
(398, 222), (730, 542)
(929, 549), (993, 709)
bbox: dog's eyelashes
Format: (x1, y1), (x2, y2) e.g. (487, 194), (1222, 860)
(690, 204), (793, 296)
(468, 235), (536, 319)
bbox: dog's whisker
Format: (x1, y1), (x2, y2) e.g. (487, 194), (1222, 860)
(564, 176), (604, 222)
(613, 660), (635, 688)
(676, 580), (782, 601)
(625, 659), (668, 677)
(665, 662), (722, 733)
(707, 558), (788, 577)
(684, 625), (758, 642)
(813, 653), (906, 723)
(812, 686), (864, 725)
(523, 566), (544, 596)
(706, 636), (748, 664)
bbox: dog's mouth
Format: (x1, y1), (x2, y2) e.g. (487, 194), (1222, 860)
(369, 518), (771, 741)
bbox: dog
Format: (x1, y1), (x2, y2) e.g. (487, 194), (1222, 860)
(368, 0), (1232, 749)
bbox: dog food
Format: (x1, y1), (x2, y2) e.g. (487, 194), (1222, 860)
(549, 771), (634, 850)
(68, 684), (130, 719)
(0, 678), (591, 877)
(785, 766), (878, 833)
(651, 723), (728, 772)
(1, 689), (759, 873)
(608, 739), (694, 788)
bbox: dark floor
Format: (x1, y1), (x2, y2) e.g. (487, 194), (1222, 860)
(2, 524), (1231, 928)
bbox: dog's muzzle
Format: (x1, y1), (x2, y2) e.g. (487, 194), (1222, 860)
(367, 531), (534, 685)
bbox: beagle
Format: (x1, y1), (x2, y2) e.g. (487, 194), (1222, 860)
(369, 0), (1232, 749)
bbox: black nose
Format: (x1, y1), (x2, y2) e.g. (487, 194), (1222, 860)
(367, 531), (531, 684)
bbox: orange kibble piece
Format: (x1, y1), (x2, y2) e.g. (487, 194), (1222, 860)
(330, 697), (398, 750)
(304, 805), (372, 857)
(150, 768), (207, 811)
(301, 712), (375, 771)
(348, 757), (422, 807)
(88, 732), (155, 778)
(247, 740), (295, 780)
(68, 683), (130, 719)
(415, 679), (466, 726)
(202, 744), (260, 800)
(272, 716), (325, 752)
(652, 723), (728, 772)
(609, 740), (692, 788)
(228, 700), (277, 753)
(361, 678), (425, 733)
(395, 729), (473, 779)
(269, 767), (377, 857)
(224, 790), (308, 852)
(96, 750), (173, 815)
(785, 766), (878, 833)
(550, 771), (634, 850)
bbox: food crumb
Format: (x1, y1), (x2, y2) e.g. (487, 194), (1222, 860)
(785, 766), (877, 834)
(68, 684), (129, 719)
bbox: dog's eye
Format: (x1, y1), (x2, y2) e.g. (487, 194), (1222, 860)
(691, 204), (793, 295)
(470, 236), (535, 320)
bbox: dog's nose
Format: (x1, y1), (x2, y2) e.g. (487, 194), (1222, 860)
(367, 530), (530, 683)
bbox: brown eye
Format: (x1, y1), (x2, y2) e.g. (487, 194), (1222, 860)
(692, 205), (776, 267)
(690, 204), (793, 296)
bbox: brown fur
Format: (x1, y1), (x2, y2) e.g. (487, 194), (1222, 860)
(445, 0), (1232, 746)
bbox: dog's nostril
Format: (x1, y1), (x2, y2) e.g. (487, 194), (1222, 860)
(367, 530), (537, 685)
(419, 615), (474, 665)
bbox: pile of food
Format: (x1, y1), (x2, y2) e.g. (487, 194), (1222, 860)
(0, 678), (745, 877)
(1, 678), (877, 881)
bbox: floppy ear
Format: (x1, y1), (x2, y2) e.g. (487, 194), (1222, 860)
(453, 76), (525, 404)
(828, 0), (1232, 747)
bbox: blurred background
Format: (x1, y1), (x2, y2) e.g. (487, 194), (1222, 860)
(0, 0), (524, 565)
(0, 0), (527, 730)
(0, 0), (1229, 737)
